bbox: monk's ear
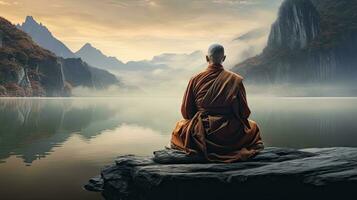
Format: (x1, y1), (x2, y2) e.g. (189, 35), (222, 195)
(222, 55), (226, 63)
(206, 56), (210, 63)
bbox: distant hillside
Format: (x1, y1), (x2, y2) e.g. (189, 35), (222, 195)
(17, 16), (77, 59)
(75, 43), (124, 71)
(75, 42), (169, 72)
(232, 0), (357, 92)
(0, 16), (67, 96)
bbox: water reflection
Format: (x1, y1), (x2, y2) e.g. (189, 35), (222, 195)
(0, 98), (179, 165)
(250, 98), (357, 148)
(1, 97), (357, 166)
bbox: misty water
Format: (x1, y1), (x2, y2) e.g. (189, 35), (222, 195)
(1, 97), (357, 199)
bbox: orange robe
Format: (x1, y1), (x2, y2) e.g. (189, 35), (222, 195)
(171, 64), (263, 163)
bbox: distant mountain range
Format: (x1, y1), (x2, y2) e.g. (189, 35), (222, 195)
(75, 42), (169, 72)
(233, 0), (357, 93)
(17, 16), (125, 71)
(17, 16), (190, 73)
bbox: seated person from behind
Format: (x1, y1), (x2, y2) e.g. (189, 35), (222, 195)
(171, 44), (264, 163)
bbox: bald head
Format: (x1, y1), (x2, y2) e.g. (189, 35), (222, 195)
(206, 44), (226, 65)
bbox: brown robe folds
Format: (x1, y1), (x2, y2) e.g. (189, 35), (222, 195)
(171, 64), (263, 163)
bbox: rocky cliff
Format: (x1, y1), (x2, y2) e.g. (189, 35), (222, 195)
(0, 17), (66, 96)
(268, 0), (320, 50)
(233, 0), (357, 88)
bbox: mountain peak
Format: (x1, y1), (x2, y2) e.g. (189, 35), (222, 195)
(25, 16), (35, 22)
(83, 43), (93, 48)
(78, 43), (100, 53)
(75, 43), (125, 70)
(20, 16), (48, 32)
(24, 16), (39, 26)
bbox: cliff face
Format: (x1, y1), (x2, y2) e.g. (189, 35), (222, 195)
(268, 0), (320, 50)
(0, 17), (65, 96)
(233, 0), (357, 86)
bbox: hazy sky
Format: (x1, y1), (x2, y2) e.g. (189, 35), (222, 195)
(0, 0), (282, 61)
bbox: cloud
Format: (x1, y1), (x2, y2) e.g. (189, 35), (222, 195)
(233, 27), (269, 41)
(0, 1), (10, 5)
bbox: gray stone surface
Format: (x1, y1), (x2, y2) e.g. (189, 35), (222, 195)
(85, 147), (357, 200)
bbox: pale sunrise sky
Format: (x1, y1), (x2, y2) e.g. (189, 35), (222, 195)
(0, 0), (282, 61)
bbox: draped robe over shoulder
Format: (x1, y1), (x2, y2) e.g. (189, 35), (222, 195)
(171, 64), (263, 163)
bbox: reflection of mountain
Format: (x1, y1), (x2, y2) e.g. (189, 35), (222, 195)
(233, 0), (357, 92)
(0, 99), (118, 164)
(0, 98), (181, 164)
(0, 98), (183, 165)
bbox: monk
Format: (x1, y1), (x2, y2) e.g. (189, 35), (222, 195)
(171, 44), (263, 163)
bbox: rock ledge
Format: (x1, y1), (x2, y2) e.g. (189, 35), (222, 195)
(85, 147), (357, 200)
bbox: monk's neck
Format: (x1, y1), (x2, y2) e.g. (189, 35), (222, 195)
(207, 63), (224, 71)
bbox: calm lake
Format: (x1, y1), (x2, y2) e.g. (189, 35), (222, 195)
(0, 97), (357, 199)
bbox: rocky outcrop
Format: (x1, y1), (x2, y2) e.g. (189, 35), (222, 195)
(233, 0), (357, 88)
(85, 147), (357, 200)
